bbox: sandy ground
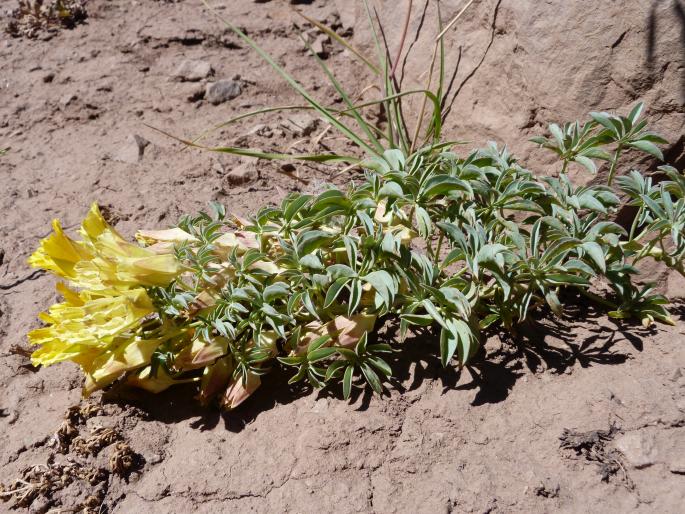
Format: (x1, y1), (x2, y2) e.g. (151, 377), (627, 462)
(1, 0), (684, 512)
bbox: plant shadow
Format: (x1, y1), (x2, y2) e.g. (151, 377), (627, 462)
(104, 363), (315, 433)
(105, 296), (680, 432)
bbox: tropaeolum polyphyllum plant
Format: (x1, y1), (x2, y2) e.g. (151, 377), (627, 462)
(25, 2), (684, 409)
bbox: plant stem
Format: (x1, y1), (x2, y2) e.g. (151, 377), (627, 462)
(434, 232), (445, 261)
(607, 143), (623, 186)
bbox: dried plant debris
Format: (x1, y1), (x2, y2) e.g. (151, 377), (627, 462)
(1, 401), (143, 511)
(5, 0), (88, 39)
(109, 441), (144, 477)
(0, 456), (106, 510)
(51, 401), (102, 453)
(72, 426), (121, 456)
(559, 425), (633, 487)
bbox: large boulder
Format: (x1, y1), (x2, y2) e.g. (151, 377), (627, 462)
(346, 0), (684, 171)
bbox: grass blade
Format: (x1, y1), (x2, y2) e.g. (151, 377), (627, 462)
(299, 32), (386, 153)
(202, 0), (379, 158)
(293, 10), (380, 75)
(146, 123), (359, 164)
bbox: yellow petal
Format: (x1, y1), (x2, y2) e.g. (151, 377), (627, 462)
(28, 219), (92, 278)
(79, 202), (112, 241)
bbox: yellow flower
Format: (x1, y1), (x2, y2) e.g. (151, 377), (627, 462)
(82, 334), (163, 395)
(28, 203), (182, 290)
(29, 284), (155, 367)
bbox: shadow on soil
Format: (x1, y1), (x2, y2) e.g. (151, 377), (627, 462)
(106, 297), (683, 432)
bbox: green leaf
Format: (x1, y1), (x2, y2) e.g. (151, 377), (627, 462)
(574, 155), (597, 174)
(439, 326), (457, 367)
(400, 313), (435, 326)
(297, 230), (333, 256)
(544, 290), (563, 316)
(348, 279), (362, 316)
(529, 136), (549, 145)
(308, 334), (332, 353)
(284, 195), (311, 221)
(308, 347), (338, 362)
(328, 264), (357, 279)
(263, 282), (290, 302)
(627, 140), (664, 160)
(415, 205), (432, 238)
(362, 270), (395, 307)
(360, 363), (383, 394)
(383, 149), (406, 171)
(342, 365), (354, 399)
(379, 181), (404, 198)
(590, 112), (618, 134)
(422, 175), (470, 199)
(300, 253), (324, 270)
(368, 357), (392, 378)
(628, 102), (644, 124)
(422, 299), (447, 329)
(581, 241), (606, 273)
(324, 277), (349, 309)
(545, 273), (590, 286)
(325, 360), (348, 381)
(549, 123), (565, 146)
(454, 319), (475, 365)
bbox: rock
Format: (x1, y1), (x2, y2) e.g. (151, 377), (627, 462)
(172, 59), (213, 82)
(205, 80), (242, 105)
(42, 71), (55, 83)
(224, 161), (258, 186)
(147, 453), (163, 465)
(281, 113), (319, 137)
(533, 479), (560, 498)
(614, 430), (658, 469)
(114, 135), (150, 164)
